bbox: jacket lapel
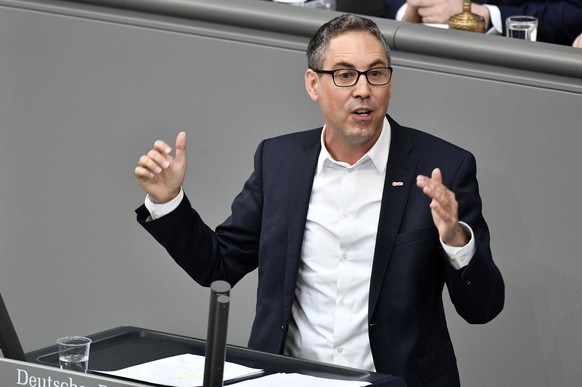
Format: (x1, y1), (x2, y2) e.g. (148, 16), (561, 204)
(282, 129), (322, 321)
(369, 117), (418, 319)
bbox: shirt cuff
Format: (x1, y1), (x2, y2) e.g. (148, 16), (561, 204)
(483, 4), (502, 34)
(144, 188), (184, 221)
(396, 4), (407, 21)
(440, 221), (476, 270)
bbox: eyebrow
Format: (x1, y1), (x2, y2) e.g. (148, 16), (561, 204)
(332, 59), (388, 69)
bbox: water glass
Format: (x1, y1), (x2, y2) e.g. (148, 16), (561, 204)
(506, 16), (538, 41)
(56, 336), (91, 373)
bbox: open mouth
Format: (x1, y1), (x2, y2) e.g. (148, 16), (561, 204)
(353, 108), (373, 117)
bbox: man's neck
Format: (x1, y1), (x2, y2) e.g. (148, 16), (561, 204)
(324, 131), (382, 165)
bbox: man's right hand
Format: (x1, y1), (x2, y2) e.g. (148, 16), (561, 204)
(135, 131), (187, 204)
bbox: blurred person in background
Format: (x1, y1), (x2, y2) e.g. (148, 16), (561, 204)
(383, 0), (582, 46)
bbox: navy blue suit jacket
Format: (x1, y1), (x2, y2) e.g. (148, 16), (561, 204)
(383, 0), (582, 45)
(137, 116), (504, 387)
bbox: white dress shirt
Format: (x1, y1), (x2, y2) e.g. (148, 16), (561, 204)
(283, 119), (392, 371)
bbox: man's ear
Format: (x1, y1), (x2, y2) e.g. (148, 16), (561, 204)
(305, 68), (319, 102)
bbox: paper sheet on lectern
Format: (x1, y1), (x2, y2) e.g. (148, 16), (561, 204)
(229, 372), (371, 386)
(97, 353), (262, 387)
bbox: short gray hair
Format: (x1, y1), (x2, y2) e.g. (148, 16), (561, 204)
(307, 14), (391, 70)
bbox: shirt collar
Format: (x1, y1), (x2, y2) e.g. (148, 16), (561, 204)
(317, 117), (391, 174)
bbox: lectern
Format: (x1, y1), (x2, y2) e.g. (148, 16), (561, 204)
(25, 326), (406, 386)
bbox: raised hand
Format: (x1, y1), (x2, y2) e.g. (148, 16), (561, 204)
(416, 168), (468, 247)
(135, 131), (187, 204)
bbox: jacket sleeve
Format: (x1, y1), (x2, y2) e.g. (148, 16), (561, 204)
(443, 152), (505, 324)
(136, 141), (267, 287)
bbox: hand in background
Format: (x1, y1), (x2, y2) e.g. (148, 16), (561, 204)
(404, 0), (463, 24)
(573, 32), (582, 48)
(135, 131), (187, 204)
(402, 0), (490, 28)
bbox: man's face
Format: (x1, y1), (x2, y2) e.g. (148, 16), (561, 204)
(305, 31), (392, 157)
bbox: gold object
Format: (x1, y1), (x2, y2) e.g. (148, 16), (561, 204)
(448, 0), (486, 33)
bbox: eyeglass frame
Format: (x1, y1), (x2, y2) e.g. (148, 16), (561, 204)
(312, 66), (393, 87)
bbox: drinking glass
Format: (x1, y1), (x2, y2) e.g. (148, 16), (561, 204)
(56, 336), (91, 373)
(506, 16), (538, 41)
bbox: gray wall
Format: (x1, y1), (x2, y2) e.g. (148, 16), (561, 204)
(1, 0), (581, 386)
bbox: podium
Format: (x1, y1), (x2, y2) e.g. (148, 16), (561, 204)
(23, 326), (406, 386)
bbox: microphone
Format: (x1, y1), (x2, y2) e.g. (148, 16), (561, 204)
(202, 281), (231, 387)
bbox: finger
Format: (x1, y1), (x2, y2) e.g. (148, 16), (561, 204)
(407, 0), (437, 7)
(431, 168), (442, 183)
(175, 131), (187, 165)
(417, 6), (449, 23)
(421, 15), (446, 24)
(403, 5), (422, 23)
(417, 5), (439, 17)
(135, 165), (154, 179)
(417, 168), (446, 200)
(430, 168), (456, 207)
(416, 174), (431, 193)
(146, 149), (171, 171)
(416, 174), (438, 197)
(417, 7), (431, 17)
(431, 185), (455, 212)
(153, 139), (172, 155)
(138, 154), (165, 174)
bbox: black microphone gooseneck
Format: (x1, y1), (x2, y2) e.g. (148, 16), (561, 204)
(202, 281), (231, 387)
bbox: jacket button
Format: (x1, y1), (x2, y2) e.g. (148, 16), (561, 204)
(464, 279), (472, 289)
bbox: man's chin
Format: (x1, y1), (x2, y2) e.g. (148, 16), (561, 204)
(344, 129), (380, 146)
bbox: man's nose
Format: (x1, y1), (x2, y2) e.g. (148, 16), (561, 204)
(352, 74), (371, 97)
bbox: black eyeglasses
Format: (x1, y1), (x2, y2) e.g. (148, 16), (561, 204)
(313, 66), (393, 87)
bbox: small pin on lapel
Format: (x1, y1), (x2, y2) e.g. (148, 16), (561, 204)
(392, 181), (404, 187)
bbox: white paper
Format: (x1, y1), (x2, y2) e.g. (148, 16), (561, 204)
(229, 373), (371, 387)
(97, 353), (262, 387)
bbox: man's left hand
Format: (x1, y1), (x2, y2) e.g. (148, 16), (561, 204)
(416, 168), (468, 247)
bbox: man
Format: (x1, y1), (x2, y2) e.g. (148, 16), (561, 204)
(383, 0), (582, 46)
(135, 14), (504, 387)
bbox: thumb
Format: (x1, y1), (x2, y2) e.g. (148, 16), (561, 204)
(175, 131), (187, 164)
(431, 167), (442, 183)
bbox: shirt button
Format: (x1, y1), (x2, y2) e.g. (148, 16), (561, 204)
(336, 347), (344, 353)
(342, 211), (349, 218)
(341, 252), (348, 261)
